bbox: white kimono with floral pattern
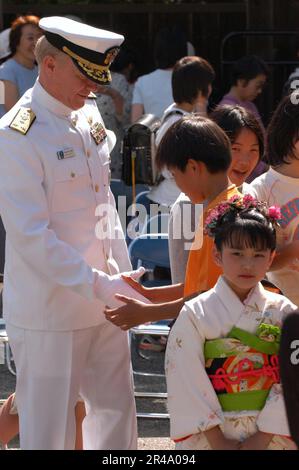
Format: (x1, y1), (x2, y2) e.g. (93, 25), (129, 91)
(165, 276), (298, 450)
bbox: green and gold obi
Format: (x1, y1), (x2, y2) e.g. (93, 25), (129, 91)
(204, 323), (281, 412)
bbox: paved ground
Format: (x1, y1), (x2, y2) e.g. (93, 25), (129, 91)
(0, 334), (174, 450)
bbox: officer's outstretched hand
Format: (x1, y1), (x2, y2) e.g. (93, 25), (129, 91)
(93, 267), (151, 309)
(122, 266), (146, 281)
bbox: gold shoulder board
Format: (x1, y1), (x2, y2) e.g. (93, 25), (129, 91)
(87, 92), (97, 99)
(9, 108), (36, 135)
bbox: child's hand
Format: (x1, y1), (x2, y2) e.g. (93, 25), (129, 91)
(213, 436), (240, 450)
(204, 426), (240, 450)
(238, 431), (273, 450)
(104, 295), (153, 330)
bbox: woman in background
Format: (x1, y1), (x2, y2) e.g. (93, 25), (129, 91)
(0, 15), (42, 117)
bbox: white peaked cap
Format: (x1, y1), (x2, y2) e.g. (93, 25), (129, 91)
(39, 16), (124, 84)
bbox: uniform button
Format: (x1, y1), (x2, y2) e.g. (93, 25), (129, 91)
(94, 184), (99, 192)
(71, 114), (78, 126)
(86, 150), (91, 158)
(70, 172), (76, 178)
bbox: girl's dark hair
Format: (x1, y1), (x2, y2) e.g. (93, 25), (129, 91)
(267, 95), (299, 166)
(214, 207), (276, 252)
(156, 115), (231, 173)
(9, 15), (40, 56)
(110, 46), (136, 73)
(231, 55), (269, 86)
(172, 56), (215, 103)
(154, 27), (187, 69)
(210, 105), (264, 158)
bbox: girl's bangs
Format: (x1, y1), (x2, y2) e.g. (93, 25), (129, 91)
(223, 225), (272, 251)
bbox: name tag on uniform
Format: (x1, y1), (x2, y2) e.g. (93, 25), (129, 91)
(56, 148), (75, 160)
(90, 122), (107, 145)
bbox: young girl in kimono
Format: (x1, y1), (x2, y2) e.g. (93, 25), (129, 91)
(166, 194), (298, 450)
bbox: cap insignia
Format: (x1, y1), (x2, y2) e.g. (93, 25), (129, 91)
(104, 47), (120, 65)
(62, 46), (111, 83)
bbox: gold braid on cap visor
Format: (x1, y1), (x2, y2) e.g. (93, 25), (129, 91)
(62, 46), (111, 82)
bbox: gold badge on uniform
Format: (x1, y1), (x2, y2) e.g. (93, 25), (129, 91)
(9, 108), (36, 135)
(90, 122), (107, 145)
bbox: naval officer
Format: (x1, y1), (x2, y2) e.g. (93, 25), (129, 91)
(0, 16), (148, 450)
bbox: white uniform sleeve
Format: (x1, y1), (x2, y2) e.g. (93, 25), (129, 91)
(166, 304), (224, 440)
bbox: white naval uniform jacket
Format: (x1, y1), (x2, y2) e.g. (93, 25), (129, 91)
(0, 80), (131, 331)
(166, 276), (298, 441)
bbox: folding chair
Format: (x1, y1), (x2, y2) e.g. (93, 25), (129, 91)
(110, 179), (149, 210)
(141, 212), (170, 237)
(129, 233), (171, 419)
(134, 190), (152, 214)
(126, 190), (151, 246)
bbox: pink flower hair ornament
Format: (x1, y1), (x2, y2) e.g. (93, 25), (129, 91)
(204, 194), (281, 238)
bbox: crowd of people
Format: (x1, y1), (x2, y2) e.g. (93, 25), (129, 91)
(0, 13), (298, 451)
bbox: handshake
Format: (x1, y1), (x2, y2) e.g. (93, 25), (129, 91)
(93, 266), (151, 308)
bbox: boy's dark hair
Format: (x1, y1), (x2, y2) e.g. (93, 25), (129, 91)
(154, 27), (187, 69)
(210, 105), (264, 158)
(9, 15), (40, 56)
(267, 95), (299, 166)
(214, 207), (276, 253)
(156, 115), (231, 173)
(172, 56), (215, 104)
(231, 55), (269, 86)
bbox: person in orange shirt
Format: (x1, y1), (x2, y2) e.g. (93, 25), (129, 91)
(105, 115), (240, 329)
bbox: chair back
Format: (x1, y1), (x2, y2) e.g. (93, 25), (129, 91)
(142, 212), (169, 236)
(129, 234), (169, 271)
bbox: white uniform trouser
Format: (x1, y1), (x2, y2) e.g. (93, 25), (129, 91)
(6, 321), (137, 450)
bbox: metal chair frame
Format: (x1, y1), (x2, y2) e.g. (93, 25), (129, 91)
(0, 319), (16, 376)
(129, 232), (171, 419)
